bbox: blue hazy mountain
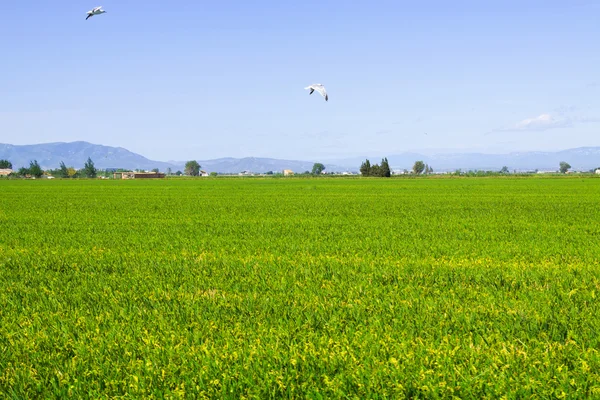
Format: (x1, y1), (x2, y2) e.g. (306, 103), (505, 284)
(333, 147), (600, 172)
(0, 141), (345, 173)
(0, 141), (178, 171)
(1, 141), (598, 173)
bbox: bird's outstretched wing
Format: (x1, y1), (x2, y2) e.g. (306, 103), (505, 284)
(305, 84), (328, 101)
(313, 85), (327, 101)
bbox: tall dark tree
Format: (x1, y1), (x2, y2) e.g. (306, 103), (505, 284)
(59, 161), (69, 178)
(360, 159), (371, 176)
(29, 160), (43, 178)
(413, 160), (425, 175)
(185, 160), (201, 176)
(311, 163), (326, 175)
(0, 159), (12, 169)
(500, 166), (509, 174)
(151, 168), (160, 173)
(559, 161), (571, 174)
(83, 157), (97, 178)
(380, 158), (391, 177)
(371, 164), (382, 177)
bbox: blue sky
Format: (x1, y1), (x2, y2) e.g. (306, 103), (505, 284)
(1, 0), (599, 162)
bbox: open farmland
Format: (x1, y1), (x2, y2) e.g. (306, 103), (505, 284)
(1, 176), (600, 398)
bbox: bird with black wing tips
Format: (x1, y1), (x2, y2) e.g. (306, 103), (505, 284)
(305, 84), (328, 101)
(86, 6), (106, 20)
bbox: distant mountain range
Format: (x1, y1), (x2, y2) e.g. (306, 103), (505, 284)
(383, 147), (600, 171)
(169, 157), (346, 175)
(0, 142), (345, 173)
(0, 142), (178, 172)
(1, 141), (599, 173)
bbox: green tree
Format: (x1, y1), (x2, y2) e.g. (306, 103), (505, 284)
(559, 161), (571, 174)
(380, 158), (391, 177)
(18, 167), (30, 177)
(59, 161), (70, 178)
(83, 157), (97, 178)
(166, 167), (172, 176)
(152, 168), (160, 173)
(311, 163), (326, 175)
(371, 164), (382, 177)
(0, 159), (12, 169)
(185, 160), (201, 176)
(360, 159), (371, 176)
(413, 160), (425, 175)
(500, 166), (509, 174)
(29, 160), (43, 178)
(210, 172), (218, 177)
(175, 170), (183, 176)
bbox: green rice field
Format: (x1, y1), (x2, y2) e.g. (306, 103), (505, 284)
(1, 176), (600, 398)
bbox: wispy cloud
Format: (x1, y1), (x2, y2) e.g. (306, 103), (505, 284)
(488, 109), (600, 135)
(551, 105), (600, 124)
(576, 116), (600, 124)
(514, 114), (571, 131)
(490, 113), (571, 134)
(553, 105), (579, 115)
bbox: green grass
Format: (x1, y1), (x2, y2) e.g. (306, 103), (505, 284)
(1, 176), (600, 398)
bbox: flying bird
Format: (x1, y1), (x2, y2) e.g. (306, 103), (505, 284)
(305, 84), (328, 101)
(86, 6), (106, 20)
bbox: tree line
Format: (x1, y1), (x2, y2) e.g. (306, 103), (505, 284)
(0, 158), (190, 178)
(359, 159), (433, 176)
(357, 159), (585, 176)
(360, 158), (391, 177)
(0, 157), (593, 178)
(0, 158), (98, 178)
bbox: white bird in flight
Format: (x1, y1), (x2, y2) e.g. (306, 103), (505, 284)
(86, 6), (106, 20)
(305, 84), (328, 101)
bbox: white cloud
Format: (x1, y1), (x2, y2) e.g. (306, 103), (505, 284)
(490, 113), (571, 134)
(514, 113), (571, 131)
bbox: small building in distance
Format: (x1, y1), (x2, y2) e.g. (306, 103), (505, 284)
(283, 169), (294, 176)
(114, 171), (166, 179)
(0, 169), (13, 176)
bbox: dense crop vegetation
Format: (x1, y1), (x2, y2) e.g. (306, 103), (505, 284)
(1, 177), (600, 398)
